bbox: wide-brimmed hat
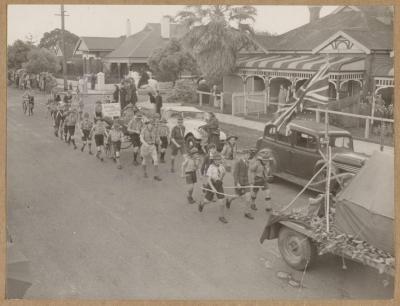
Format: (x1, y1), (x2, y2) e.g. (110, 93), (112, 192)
(227, 135), (238, 141)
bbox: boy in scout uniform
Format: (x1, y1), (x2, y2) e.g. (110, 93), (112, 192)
(157, 117), (170, 163)
(181, 147), (200, 204)
(127, 113), (144, 165)
(140, 119), (162, 181)
(170, 117), (185, 173)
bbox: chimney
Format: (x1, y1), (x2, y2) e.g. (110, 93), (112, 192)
(161, 15), (170, 39)
(308, 6), (322, 23)
(126, 19), (131, 37)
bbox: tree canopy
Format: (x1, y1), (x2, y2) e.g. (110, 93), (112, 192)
(7, 40), (35, 69)
(23, 48), (61, 74)
(175, 5), (257, 85)
(38, 28), (79, 57)
(148, 38), (199, 85)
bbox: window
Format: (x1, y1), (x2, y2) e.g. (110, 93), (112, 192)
(264, 125), (276, 139)
(294, 132), (317, 150)
(330, 136), (352, 150)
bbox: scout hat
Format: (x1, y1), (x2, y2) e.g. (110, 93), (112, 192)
(227, 135), (239, 141)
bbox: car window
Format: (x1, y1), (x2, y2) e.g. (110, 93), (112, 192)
(329, 136), (352, 150)
(264, 126), (276, 139)
(294, 132), (317, 150)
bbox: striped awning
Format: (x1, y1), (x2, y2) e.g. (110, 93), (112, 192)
(237, 54), (365, 72)
(374, 65), (394, 77)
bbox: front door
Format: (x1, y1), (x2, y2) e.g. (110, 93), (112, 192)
(290, 131), (320, 179)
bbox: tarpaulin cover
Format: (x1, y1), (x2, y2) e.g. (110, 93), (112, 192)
(334, 151), (394, 254)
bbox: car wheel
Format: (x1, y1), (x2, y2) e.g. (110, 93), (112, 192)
(278, 227), (316, 271)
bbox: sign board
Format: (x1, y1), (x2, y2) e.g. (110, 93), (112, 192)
(102, 103), (121, 117)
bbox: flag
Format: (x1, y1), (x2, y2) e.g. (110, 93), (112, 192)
(272, 63), (330, 131)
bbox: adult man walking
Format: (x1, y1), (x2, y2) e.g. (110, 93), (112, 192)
(170, 117), (186, 173)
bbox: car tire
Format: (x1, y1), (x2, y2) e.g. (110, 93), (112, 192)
(278, 227), (316, 271)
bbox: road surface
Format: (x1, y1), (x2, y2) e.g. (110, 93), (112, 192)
(6, 87), (393, 299)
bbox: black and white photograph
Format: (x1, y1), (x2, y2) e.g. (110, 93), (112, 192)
(6, 4), (395, 300)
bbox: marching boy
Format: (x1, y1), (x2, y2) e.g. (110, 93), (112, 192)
(157, 117), (170, 163)
(65, 108), (79, 149)
(181, 147), (200, 204)
(170, 117), (186, 173)
(127, 113), (143, 165)
(109, 121), (124, 169)
(140, 119), (162, 181)
(198, 152), (229, 224)
(225, 149), (254, 220)
(80, 112), (93, 154)
(91, 118), (107, 162)
(249, 152), (272, 212)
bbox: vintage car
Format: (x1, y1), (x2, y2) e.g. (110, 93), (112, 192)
(256, 119), (368, 190)
(161, 105), (227, 151)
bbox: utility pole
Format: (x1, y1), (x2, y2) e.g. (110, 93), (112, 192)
(58, 5), (68, 90)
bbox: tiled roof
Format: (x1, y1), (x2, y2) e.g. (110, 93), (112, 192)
(80, 36), (125, 51)
(106, 23), (186, 59)
(254, 9), (392, 52)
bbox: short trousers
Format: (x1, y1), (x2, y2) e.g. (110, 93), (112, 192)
(252, 176), (266, 193)
(160, 136), (168, 149)
(82, 130), (91, 142)
(141, 144), (158, 166)
(112, 141), (121, 153)
(95, 111), (102, 118)
(67, 126), (75, 136)
(185, 171), (197, 184)
(204, 180), (224, 201)
(130, 133), (141, 148)
(64, 125), (68, 134)
(171, 143), (185, 156)
(94, 134), (104, 146)
(235, 187), (250, 196)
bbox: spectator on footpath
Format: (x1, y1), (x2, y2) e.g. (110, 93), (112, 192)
(170, 116), (186, 173)
(127, 113), (144, 165)
(113, 85), (120, 103)
(181, 147), (201, 204)
(78, 97), (84, 121)
(198, 152), (229, 224)
(278, 84), (288, 111)
(68, 82), (73, 91)
(94, 100), (103, 119)
(140, 119), (162, 181)
(225, 149), (254, 220)
(109, 121), (124, 169)
(155, 90), (163, 115)
(199, 112), (220, 149)
(80, 112), (93, 154)
(91, 73), (96, 90)
(120, 82), (127, 110)
(249, 152), (272, 212)
(91, 118), (107, 162)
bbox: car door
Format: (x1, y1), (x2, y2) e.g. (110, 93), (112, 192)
(289, 131), (320, 179)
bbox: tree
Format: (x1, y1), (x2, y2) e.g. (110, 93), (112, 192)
(7, 40), (35, 69)
(23, 48), (61, 74)
(175, 5), (257, 84)
(148, 38), (199, 86)
(38, 28), (79, 56)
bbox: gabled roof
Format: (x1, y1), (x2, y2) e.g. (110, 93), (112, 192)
(105, 23), (186, 60)
(75, 36), (125, 52)
(253, 8), (392, 53)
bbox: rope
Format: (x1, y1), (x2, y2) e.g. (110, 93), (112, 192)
(223, 185), (265, 189)
(309, 172), (355, 187)
(200, 187), (237, 198)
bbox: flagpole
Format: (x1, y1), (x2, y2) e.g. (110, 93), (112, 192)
(323, 56), (330, 233)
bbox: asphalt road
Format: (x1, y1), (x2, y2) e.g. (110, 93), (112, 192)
(6, 87), (393, 299)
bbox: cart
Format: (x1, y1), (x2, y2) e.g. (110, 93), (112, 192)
(260, 151), (395, 277)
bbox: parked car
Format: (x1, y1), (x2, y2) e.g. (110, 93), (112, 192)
(256, 119), (368, 191)
(161, 105), (227, 151)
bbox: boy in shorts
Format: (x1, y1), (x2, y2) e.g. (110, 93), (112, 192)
(200, 143), (217, 176)
(170, 117), (185, 173)
(65, 108), (79, 149)
(157, 117), (170, 163)
(127, 113), (143, 165)
(249, 152), (272, 212)
(91, 118), (107, 162)
(80, 112), (93, 154)
(225, 149), (254, 220)
(198, 152), (228, 224)
(109, 121), (124, 169)
(140, 119), (162, 181)
(181, 147), (200, 204)
(94, 100), (103, 119)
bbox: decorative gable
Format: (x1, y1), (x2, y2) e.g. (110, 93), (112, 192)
(312, 31), (370, 54)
